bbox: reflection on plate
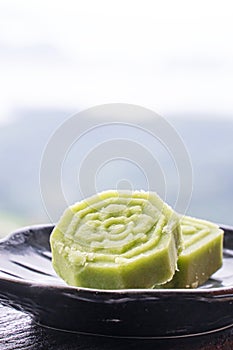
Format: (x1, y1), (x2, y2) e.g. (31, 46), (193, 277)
(0, 224), (232, 338)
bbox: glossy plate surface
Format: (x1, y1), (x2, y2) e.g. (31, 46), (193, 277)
(0, 224), (232, 338)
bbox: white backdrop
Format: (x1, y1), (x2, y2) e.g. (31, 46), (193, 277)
(0, 0), (233, 123)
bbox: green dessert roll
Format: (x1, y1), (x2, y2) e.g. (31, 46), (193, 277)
(157, 216), (224, 289)
(50, 190), (183, 289)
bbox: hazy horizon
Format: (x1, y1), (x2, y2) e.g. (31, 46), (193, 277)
(1, 1), (233, 236)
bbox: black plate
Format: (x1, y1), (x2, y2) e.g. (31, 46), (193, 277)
(0, 224), (232, 338)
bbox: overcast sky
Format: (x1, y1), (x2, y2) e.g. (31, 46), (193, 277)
(0, 0), (233, 124)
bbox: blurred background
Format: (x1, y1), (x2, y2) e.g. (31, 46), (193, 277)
(0, 0), (233, 236)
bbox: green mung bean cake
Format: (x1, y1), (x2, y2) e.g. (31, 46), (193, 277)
(50, 190), (183, 289)
(157, 215), (224, 288)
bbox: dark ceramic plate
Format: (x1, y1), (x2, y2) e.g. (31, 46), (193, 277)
(0, 224), (233, 338)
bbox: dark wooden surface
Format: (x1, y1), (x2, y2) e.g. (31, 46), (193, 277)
(0, 305), (232, 350)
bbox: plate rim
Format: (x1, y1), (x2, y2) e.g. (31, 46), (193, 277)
(0, 223), (233, 298)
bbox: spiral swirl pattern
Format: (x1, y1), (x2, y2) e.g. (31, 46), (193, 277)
(50, 190), (182, 289)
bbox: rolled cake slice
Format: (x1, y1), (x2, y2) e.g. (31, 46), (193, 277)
(50, 190), (183, 289)
(158, 216), (224, 288)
